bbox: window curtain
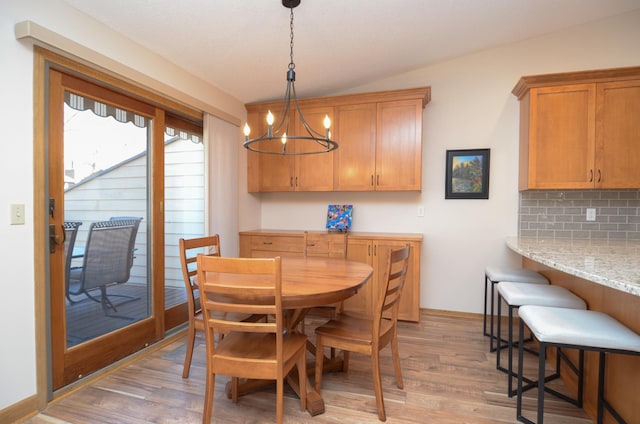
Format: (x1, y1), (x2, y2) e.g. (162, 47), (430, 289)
(205, 113), (239, 256)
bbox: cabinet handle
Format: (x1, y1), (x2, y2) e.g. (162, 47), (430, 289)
(295, 176), (298, 187)
(290, 177), (293, 187)
(368, 245), (371, 256)
(589, 169), (593, 182)
(370, 175), (374, 186)
(263, 242), (273, 245)
(376, 175), (380, 186)
(597, 169), (601, 183)
(374, 245), (377, 256)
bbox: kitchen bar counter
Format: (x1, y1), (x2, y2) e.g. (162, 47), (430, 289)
(506, 236), (640, 422)
(506, 236), (640, 296)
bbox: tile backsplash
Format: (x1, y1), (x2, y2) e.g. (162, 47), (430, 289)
(519, 190), (640, 240)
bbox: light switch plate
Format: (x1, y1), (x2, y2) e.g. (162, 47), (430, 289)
(11, 203), (25, 225)
(586, 208), (596, 221)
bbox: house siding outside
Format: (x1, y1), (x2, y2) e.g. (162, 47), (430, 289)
(65, 138), (205, 291)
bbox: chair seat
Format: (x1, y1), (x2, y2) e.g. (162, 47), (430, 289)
(486, 266), (549, 284)
(497, 282), (586, 309)
(516, 305), (640, 423)
(215, 332), (307, 366)
(315, 313), (394, 346)
(519, 306), (640, 352)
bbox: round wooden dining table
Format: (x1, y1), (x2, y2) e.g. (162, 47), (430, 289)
(218, 256), (373, 416)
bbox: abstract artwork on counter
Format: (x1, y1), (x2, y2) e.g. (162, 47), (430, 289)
(326, 204), (353, 231)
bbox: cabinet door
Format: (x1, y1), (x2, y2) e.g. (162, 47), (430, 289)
(294, 106), (335, 191)
(343, 238), (373, 316)
(245, 107), (295, 192)
(376, 99), (423, 191)
(334, 103), (376, 191)
(528, 84), (596, 189)
(258, 142), (295, 191)
(596, 80), (640, 188)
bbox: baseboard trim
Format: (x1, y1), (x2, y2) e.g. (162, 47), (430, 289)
(420, 308), (483, 320)
(0, 394), (38, 424)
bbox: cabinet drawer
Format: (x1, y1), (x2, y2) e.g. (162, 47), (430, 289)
(306, 233), (347, 258)
(250, 235), (304, 254)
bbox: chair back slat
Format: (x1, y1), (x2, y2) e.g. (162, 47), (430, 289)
(374, 244), (411, 332)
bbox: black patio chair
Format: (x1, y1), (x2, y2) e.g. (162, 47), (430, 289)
(67, 218), (142, 319)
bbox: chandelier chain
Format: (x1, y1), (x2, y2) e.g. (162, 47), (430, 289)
(289, 7), (295, 71)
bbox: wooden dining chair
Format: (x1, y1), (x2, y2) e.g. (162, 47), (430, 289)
(178, 235), (222, 378)
(197, 255), (307, 424)
(314, 244), (410, 422)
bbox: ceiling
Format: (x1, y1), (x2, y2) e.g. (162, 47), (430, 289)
(63, 0), (640, 105)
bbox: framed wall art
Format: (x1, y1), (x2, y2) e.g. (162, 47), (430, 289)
(445, 148), (490, 199)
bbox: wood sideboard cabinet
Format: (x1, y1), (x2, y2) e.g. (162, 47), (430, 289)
(512, 67), (640, 190)
(239, 230), (422, 322)
(246, 87), (430, 193)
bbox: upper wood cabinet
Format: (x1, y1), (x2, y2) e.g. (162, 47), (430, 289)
(246, 87), (430, 193)
(512, 67), (640, 190)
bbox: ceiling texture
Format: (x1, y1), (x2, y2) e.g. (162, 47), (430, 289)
(63, 0), (640, 105)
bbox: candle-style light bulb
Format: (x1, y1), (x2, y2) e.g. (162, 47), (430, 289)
(323, 114), (331, 139)
(266, 110), (274, 138)
(243, 123), (251, 141)
(281, 132), (287, 154)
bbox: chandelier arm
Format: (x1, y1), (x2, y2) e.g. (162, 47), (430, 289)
(290, 82), (327, 140)
(271, 81), (293, 137)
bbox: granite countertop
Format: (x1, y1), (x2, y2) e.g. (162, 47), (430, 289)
(506, 236), (640, 296)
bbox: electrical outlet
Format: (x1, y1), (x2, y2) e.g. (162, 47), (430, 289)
(10, 203), (25, 225)
(586, 208), (596, 221)
(417, 206), (425, 217)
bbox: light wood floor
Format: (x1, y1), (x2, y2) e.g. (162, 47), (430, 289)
(25, 311), (593, 423)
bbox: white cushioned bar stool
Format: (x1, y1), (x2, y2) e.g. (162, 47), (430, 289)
(484, 266), (549, 352)
(496, 282), (586, 397)
(516, 305), (640, 424)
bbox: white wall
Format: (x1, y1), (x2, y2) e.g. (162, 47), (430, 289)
(0, 0), (246, 412)
(256, 10), (640, 313)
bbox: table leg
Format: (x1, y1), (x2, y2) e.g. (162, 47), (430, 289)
(224, 373), (325, 416)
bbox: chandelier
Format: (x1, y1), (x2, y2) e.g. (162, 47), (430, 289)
(243, 0), (338, 155)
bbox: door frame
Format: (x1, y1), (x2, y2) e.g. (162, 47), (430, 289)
(33, 47), (203, 403)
